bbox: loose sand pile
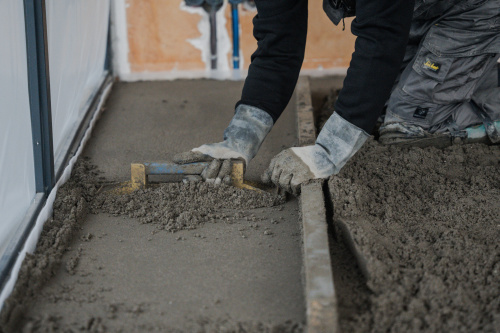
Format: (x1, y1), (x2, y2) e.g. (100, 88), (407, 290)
(329, 139), (500, 332)
(93, 181), (284, 233)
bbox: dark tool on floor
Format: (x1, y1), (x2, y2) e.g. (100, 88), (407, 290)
(129, 160), (268, 193)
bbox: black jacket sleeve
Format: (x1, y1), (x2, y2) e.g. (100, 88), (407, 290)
(236, 0), (308, 123)
(334, 0), (415, 133)
(237, 0), (415, 134)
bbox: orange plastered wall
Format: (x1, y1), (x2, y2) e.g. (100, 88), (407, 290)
(126, 0), (356, 73)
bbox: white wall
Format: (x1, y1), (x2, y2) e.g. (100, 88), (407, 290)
(47, 0), (111, 170)
(0, 0), (37, 257)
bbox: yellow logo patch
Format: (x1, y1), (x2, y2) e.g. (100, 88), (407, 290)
(423, 59), (441, 73)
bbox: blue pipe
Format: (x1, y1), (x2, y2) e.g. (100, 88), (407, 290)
(231, 3), (240, 69)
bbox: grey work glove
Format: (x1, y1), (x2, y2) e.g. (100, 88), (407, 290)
(173, 104), (273, 184)
(262, 112), (369, 195)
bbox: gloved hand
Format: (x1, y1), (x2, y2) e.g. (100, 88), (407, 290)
(173, 104), (273, 184)
(262, 112), (369, 195)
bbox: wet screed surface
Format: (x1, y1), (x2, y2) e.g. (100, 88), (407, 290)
(329, 139), (500, 332)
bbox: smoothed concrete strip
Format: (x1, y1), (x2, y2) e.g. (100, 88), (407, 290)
(301, 182), (339, 333)
(296, 76), (338, 332)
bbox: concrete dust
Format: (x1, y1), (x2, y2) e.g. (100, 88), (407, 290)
(329, 139), (500, 332)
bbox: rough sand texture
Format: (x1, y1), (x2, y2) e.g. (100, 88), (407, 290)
(329, 139), (500, 332)
(327, 229), (372, 333)
(22, 317), (303, 333)
(0, 160), (101, 331)
(93, 182), (284, 233)
(1, 80), (305, 332)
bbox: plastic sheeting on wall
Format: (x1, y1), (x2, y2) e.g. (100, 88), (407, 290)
(47, 0), (110, 170)
(0, 0), (37, 257)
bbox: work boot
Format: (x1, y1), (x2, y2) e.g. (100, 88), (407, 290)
(379, 120), (500, 148)
(379, 122), (453, 148)
(173, 104), (273, 184)
(450, 120), (500, 145)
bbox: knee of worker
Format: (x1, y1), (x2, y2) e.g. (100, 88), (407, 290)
(385, 53), (500, 129)
(472, 85), (500, 122)
(386, 97), (476, 134)
(432, 91), (500, 133)
(430, 104), (483, 134)
(386, 86), (500, 134)
(385, 88), (452, 132)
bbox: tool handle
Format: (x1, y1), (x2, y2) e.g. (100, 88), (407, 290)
(142, 162), (210, 175)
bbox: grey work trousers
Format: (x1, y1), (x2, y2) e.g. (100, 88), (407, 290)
(385, 0), (500, 133)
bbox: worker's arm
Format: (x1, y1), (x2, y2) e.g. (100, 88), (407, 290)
(263, 0), (415, 194)
(335, 0), (415, 133)
(236, 0), (308, 122)
(174, 0), (308, 183)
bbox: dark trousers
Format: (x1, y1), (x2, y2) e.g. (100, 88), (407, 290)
(236, 0), (414, 134)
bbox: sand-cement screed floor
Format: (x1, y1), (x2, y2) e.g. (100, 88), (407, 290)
(329, 140), (500, 332)
(307, 80), (500, 332)
(0, 80), (306, 332)
(1, 78), (499, 333)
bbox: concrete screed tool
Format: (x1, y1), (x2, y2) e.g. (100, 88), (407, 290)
(126, 160), (269, 193)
